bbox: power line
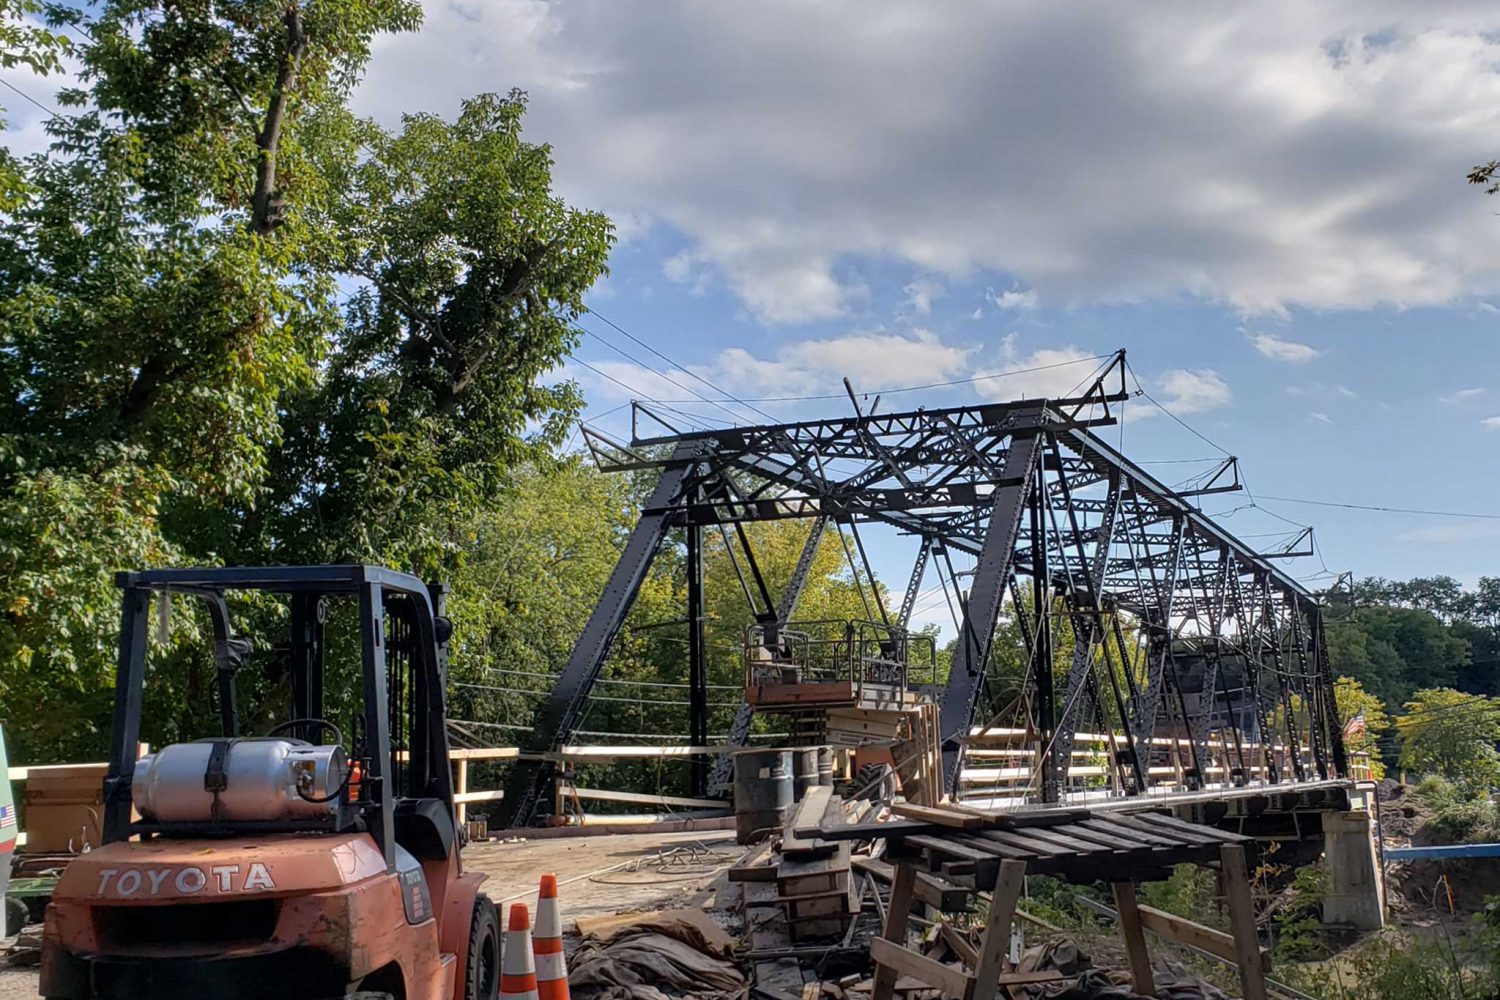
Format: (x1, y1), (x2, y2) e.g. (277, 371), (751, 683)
(586, 308), (778, 423)
(643, 352), (1116, 404)
(0, 77), (59, 118)
(572, 323), (751, 426)
(1252, 495), (1500, 521)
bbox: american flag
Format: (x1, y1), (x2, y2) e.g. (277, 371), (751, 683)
(1343, 710), (1366, 739)
(0, 804), (14, 829)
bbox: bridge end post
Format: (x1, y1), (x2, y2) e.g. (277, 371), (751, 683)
(1321, 808), (1385, 930)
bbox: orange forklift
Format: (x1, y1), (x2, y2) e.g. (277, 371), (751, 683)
(40, 566), (500, 1000)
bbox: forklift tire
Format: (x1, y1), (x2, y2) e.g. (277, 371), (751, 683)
(465, 894), (501, 1000)
(5, 896), (28, 933)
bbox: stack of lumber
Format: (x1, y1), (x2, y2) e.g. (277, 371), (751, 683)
(778, 786), (855, 941)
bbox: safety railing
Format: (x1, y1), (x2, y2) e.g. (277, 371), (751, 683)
(743, 618), (937, 705)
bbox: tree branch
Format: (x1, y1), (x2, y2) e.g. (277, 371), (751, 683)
(249, 5), (307, 237)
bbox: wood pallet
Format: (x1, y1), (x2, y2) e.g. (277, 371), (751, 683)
(832, 802), (1270, 1000)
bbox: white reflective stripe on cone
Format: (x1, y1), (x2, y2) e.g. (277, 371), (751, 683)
(502, 932), (536, 975)
(499, 991), (539, 1000)
(535, 950), (567, 981)
(536, 899), (563, 938)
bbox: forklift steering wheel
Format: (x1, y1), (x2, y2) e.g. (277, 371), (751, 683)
(266, 718), (345, 748)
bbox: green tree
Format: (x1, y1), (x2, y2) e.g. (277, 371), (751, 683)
(1333, 675), (1389, 779)
(1398, 688), (1500, 789)
(0, 1), (612, 763)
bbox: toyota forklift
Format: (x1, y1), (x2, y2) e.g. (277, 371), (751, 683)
(40, 565), (500, 1000)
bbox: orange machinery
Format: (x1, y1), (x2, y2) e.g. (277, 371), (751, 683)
(41, 566), (499, 1000)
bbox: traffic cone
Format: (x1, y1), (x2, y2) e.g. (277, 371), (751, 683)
(535, 873), (570, 1000)
(500, 903), (539, 1000)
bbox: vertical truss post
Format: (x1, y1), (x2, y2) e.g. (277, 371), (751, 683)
(1260, 579), (1306, 783)
(1030, 461), (1058, 803)
(710, 515), (829, 792)
(938, 422), (1044, 795)
(1290, 597), (1330, 779)
(687, 515), (708, 796)
(1229, 569), (1279, 783)
(898, 536), (935, 630)
(498, 440), (705, 827)
(1129, 516), (1185, 774)
(1050, 465), (1141, 795)
(1311, 605), (1349, 777)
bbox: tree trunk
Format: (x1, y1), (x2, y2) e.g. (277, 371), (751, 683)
(250, 5), (307, 237)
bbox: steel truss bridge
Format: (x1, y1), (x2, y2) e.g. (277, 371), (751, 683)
(495, 355), (1349, 828)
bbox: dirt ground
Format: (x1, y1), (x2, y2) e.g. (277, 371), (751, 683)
(0, 828), (746, 999)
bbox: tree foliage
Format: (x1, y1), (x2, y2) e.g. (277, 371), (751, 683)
(0, 0), (612, 762)
(1397, 688), (1500, 790)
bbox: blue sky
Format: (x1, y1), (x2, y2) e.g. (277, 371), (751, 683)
(573, 227), (1500, 614)
(351, 0), (1500, 628)
(6, 1), (1498, 632)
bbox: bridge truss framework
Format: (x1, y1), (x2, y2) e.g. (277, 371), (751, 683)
(496, 356), (1348, 827)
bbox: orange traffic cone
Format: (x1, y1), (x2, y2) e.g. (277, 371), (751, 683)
(500, 903), (539, 1000)
(536, 873), (570, 1000)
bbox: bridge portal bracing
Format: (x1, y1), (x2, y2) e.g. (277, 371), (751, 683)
(495, 353), (1348, 828)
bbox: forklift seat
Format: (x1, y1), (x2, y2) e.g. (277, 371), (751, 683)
(393, 798), (455, 860)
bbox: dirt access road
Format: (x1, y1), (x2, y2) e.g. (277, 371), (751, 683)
(0, 829), (745, 999)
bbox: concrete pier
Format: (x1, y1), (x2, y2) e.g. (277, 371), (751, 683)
(1321, 809), (1385, 930)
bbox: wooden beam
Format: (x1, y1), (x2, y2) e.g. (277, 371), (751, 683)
(1112, 884), (1155, 997)
(854, 857), (971, 912)
(1221, 843), (1269, 1000)
(570, 786), (724, 809)
(972, 859), (1028, 998)
(871, 862), (919, 1000)
(1134, 904), (1268, 966)
(869, 937), (974, 1000)
(892, 803), (988, 829)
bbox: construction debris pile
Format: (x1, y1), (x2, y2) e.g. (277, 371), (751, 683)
(723, 789), (1268, 1000)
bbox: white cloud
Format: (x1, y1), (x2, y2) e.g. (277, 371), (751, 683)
(572, 327), (976, 405)
(1483, 416), (1500, 430)
(990, 287), (1039, 311)
(358, 1), (1500, 324)
(1441, 386), (1486, 403)
(1249, 332), (1321, 363)
(1309, 411), (1333, 424)
(902, 278), (945, 316)
(1336, 385), (1358, 398)
(1396, 521), (1500, 544)
(971, 346), (1106, 401)
(1154, 369), (1232, 415)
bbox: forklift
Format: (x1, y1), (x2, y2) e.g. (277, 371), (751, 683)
(40, 566), (500, 1000)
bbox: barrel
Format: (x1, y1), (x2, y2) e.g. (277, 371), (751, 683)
(792, 747), (822, 799)
(733, 748), (794, 845)
(816, 745), (834, 787)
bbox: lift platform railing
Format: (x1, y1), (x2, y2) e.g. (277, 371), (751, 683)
(743, 618), (937, 706)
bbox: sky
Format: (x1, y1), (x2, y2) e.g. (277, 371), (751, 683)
(7, 1), (1500, 633)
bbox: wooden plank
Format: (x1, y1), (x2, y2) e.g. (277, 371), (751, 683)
(795, 818), (936, 841)
(1076, 818), (1180, 849)
(869, 938), (974, 1000)
(1103, 812), (1221, 847)
(906, 834), (1000, 867)
(1005, 825), (1117, 856)
(1135, 905), (1253, 964)
(970, 829), (1071, 857)
(571, 786), (724, 809)
(1062, 821), (1162, 852)
(891, 803), (987, 830)
(871, 863), (919, 1000)
(854, 857), (971, 912)
(1221, 843), (1269, 1000)
(730, 841), (779, 883)
(1134, 811), (1246, 844)
(972, 859), (1028, 999)
(1112, 884), (1155, 997)
(939, 923), (979, 968)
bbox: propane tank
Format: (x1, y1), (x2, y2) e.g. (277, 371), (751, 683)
(132, 739), (347, 824)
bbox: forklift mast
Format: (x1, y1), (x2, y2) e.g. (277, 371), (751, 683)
(102, 565), (456, 871)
